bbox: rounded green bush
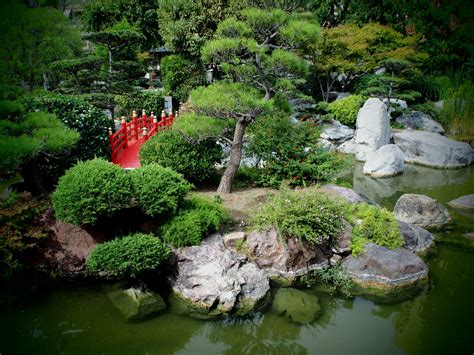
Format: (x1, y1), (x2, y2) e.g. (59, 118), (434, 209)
(160, 196), (228, 247)
(129, 163), (192, 217)
(327, 95), (365, 127)
(86, 233), (170, 278)
(140, 129), (222, 183)
(52, 158), (133, 225)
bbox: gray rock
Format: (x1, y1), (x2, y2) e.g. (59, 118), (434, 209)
(271, 288), (322, 324)
(331, 219), (352, 254)
(448, 194), (474, 210)
(246, 228), (331, 285)
(320, 119), (354, 145)
(319, 184), (373, 205)
(393, 193), (451, 229)
(223, 231), (246, 248)
(396, 111), (444, 134)
(336, 92), (351, 101)
(393, 130), (473, 168)
(363, 144), (405, 177)
(167, 235), (269, 319)
(107, 287), (166, 322)
(464, 232), (474, 240)
(318, 138), (337, 151)
(397, 220), (435, 255)
(354, 98), (392, 161)
(383, 98), (408, 109)
(329, 254), (343, 266)
(337, 137), (358, 154)
(342, 243), (429, 303)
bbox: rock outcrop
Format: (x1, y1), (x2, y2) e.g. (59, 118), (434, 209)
(319, 184), (373, 205)
(167, 235), (269, 319)
(448, 194), (474, 210)
(353, 98), (392, 161)
(342, 243), (429, 303)
(393, 130), (473, 168)
(397, 220), (435, 255)
(363, 144), (405, 177)
(395, 111), (445, 134)
(245, 228), (331, 285)
(393, 193), (451, 229)
(271, 288), (322, 324)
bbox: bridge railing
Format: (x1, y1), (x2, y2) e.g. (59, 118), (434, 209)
(108, 109), (176, 163)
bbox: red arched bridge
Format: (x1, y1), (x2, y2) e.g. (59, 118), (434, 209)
(108, 110), (175, 169)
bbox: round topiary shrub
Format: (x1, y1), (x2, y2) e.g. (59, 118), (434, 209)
(327, 95), (365, 127)
(160, 196), (228, 247)
(129, 163), (192, 217)
(86, 233), (170, 278)
(52, 158), (133, 225)
(139, 130), (222, 183)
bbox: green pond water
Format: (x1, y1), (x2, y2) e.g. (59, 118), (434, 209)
(1, 164), (474, 355)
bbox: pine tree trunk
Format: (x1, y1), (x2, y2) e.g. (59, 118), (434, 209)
(217, 119), (248, 194)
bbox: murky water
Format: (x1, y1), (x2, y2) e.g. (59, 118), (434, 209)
(1, 164), (473, 355)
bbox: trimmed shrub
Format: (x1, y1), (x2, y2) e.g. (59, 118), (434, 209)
(87, 233), (170, 278)
(53, 159), (133, 225)
(129, 164), (192, 217)
(0, 100), (25, 119)
(140, 129), (222, 183)
(252, 188), (344, 245)
(327, 95), (365, 127)
(115, 90), (164, 118)
(160, 195), (228, 247)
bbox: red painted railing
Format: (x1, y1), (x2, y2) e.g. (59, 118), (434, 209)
(108, 109), (175, 163)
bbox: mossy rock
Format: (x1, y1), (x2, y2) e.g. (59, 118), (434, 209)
(107, 287), (166, 322)
(168, 291), (227, 320)
(271, 288), (322, 324)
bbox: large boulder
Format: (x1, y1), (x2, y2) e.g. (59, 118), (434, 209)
(393, 193), (451, 229)
(448, 194), (474, 210)
(245, 228), (331, 285)
(363, 144), (405, 177)
(320, 119), (354, 145)
(353, 98), (392, 161)
(271, 288), (322, 324)
(393, 130), (473, 168)
(319, 184), (373, 205)
(395, 111), (445, 134)
(342, 243), (429, 303)
(397, 220), (435, 255)
(337, 137), (357, 155)
(107, 286), (166, 322)
(167, 235), (269, 319)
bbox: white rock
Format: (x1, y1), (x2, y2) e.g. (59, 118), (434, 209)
(395, 111), (444, 134)
(363, 144), (405, 177)
(223, 231), (246, 248)
(320, 119), (354, 145)
(337, 137), (357, 154)
(394, 130), (473, 168)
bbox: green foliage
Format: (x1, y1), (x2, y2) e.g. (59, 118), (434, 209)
(129, 164), (192, 217)
(115, 90), (164, 118)
(0, 100), (25, 119)
(252, 188), (344, 245)
(345, 203), (404, 256)
(86, 233), (170, 278)
(161, 54), (205, 104)
(160, 195), (228, 247)
(246, 115), (347, 187)
(327, 95), (365, 127)
(140, 129), (222, 183)
(53, 159), (133, 225)
(172, 112), (233, 140)
(317, 264), (353, 298)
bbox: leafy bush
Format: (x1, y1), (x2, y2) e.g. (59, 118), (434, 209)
(115, 90), (164, 118)
(246, 115), (347, 188)
(160, 195), (228, 247)
(140, 129), (222, 183)
(252, 188), (344, 245)
(53, 159), (133, 225)
(129, 163), (192, 217)
(317, 264), (353, 298)
(86, 233), (170, 278)
(327, 95), (365, 127)
(345, 203), (404, 255)
(0, 100), (25, 119)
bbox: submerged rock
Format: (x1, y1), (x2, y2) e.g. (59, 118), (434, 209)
(397, 220), (435, 255)
(394, 193), (451, 229)
(167, 235), (269, 319)
(271, 288), (322, 324)
(246, 228), (331, 285)
(342, 243), (429, 303)
(395, 111), (445, 134)
(393, 130), (473, 168)
(448, 194), (474, 210)
(363, 144), (405, 178)
(319, 184), (373, 205)
(107, 286), (166, 322)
